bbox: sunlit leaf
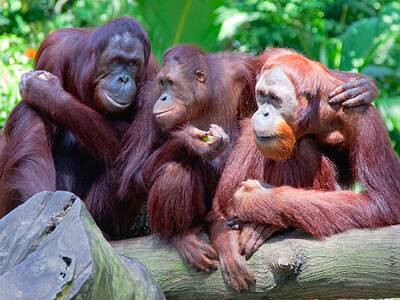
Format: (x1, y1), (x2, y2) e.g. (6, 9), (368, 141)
(337, 3), (400, 71)
(217, 8), (261, 41)
(133, 0), (223, 61)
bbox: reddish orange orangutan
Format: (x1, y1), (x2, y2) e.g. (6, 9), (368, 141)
(209, 48), (400, 292)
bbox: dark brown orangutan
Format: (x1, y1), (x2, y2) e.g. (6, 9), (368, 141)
(0, 17), (157, 237)
(0, 131), (4, 155)
(124, 45), (259, 270)
(209, 48), (399, 292)
(118, 45), (378, 271)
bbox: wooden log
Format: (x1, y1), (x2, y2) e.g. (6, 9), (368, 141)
(113, 226), (400, 299)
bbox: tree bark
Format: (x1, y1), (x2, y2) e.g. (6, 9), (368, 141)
(112, 226), (400, 299)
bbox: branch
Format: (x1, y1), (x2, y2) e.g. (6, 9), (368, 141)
(113, 226), (400, 299)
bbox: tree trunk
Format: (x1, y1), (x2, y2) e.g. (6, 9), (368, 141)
(113, 226), (400, 299)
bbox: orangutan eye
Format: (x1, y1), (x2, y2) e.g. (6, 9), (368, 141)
(195, 69), (206, 83)
(257, 90), (267, 98)
(269, 93), (281, 105)
(112, 57), (124, 66)
(159, 78), (173, 87)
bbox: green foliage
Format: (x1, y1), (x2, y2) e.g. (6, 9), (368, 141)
(376, 97), (400, 153)
(133, 0), (224, 61)
(0, 34), (33, 126)
(0, 0), (399, 155)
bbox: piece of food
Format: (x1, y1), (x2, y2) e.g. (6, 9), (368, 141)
(201, 134), (214, 143)
(38, 73), (48, 80)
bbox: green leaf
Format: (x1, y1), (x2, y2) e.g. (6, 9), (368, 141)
(216, 8), (261, 42)
(339, 17), (383, 70)
(201, 135), (213, 143)
(336, 3), (400, 71)
(363, 64), (396, 79)
(134, 0), (223, 62)
(376, 97), (400, 127)
(376, 97), (400, 155)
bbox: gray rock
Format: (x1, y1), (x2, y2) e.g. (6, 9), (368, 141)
(0, 191), (164, 300)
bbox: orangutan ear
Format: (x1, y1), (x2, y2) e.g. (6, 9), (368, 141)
(195, 69), (206, 83)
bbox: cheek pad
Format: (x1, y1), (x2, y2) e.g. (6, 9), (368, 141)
(253, 118), (296, 161)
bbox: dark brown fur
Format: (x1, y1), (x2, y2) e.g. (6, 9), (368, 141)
(118, 45), (259, 269)
(0, 18), (158, 237)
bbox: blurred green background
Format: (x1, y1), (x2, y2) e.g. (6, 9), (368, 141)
(0, 0), (399, 154)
